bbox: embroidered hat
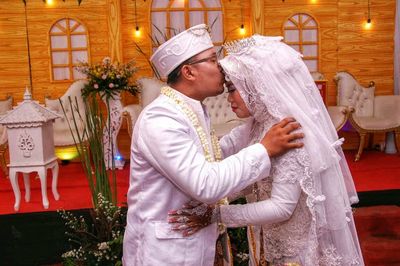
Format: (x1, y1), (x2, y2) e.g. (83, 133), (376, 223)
(150, 24), (214, 79)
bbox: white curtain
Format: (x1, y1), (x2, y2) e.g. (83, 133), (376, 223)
(395, 0), (400, 95)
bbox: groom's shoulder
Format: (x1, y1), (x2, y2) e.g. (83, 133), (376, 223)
(137, 96), (187, 131)
(142, 95), (181, 119)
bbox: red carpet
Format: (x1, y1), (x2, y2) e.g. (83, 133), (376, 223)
(344, 150), (400, 192)
(0, 150), (399, 215)
(354, 205), (400, 266)
(0, 162), (129, 215)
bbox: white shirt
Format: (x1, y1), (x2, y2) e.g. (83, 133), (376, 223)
(123, 89), (271, 266)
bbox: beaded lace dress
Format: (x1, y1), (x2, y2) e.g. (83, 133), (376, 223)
(219, 36), (364, 266)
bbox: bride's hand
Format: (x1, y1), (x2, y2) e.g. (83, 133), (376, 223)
(168, 200), (216, 237)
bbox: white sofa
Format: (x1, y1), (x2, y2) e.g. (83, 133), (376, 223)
(123, 77), (242, 139)
(45, 80), (88, 148)
(334, 71), (400, 161)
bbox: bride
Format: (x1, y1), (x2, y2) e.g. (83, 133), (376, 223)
(169, 35), (364, 266)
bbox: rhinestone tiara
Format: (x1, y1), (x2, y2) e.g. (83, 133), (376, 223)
(223, 37), (256, 54)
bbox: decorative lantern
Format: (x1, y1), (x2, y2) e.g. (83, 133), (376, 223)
(0, 88), (61, 211)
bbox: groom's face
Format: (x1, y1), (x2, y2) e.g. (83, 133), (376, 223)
(188, 48), (225, 98)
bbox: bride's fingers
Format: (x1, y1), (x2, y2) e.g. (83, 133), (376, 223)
(171, 224), (189, 230)
(168, 214), (201, 223)
(183, 228), (200, 237)
(171, 221), (201, 230)
(184, 200), (203, 208)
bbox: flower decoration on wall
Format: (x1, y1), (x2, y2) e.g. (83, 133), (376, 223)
(77, 57), (139, 100)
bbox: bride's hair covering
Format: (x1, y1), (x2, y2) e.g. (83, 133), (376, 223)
(220, 35), (364, 265)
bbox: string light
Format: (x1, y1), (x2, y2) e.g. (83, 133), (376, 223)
(135, 25), (141, 37)
(239, 0), (245, 36)
(239, 24), (246, 35)
(134, 0), (140, 37)
(364, 0), (372, 30)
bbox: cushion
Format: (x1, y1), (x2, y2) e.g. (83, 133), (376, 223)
(137, 77), (165, 108)
(354, 86), (374, 117)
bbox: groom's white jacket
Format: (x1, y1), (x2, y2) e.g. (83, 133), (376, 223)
(123, 89), (271, 266)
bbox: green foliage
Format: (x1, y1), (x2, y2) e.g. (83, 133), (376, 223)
(61, 93), (116, 206)
(227, 197), (250, 265)
(58, 57), (137, 264)
(58, 194), (127, 266)
(61, 57), (138, 207)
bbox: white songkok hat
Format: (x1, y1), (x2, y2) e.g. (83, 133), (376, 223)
(150, 24), (214, 79)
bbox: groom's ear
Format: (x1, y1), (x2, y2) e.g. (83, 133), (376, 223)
(180, 65), (196, 81)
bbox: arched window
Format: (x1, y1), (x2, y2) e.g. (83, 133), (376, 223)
(150, 0), (223, 55)
(49, 18), (90, 81)
(283, 13), (319, 72)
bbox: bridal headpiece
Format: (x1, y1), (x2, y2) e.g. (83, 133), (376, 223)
(223, 35), (284, 55)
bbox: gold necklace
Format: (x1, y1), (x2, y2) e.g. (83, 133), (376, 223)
(160, 86), (222, 162)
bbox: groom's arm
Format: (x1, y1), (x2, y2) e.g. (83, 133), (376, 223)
(138, 108), (270, 204)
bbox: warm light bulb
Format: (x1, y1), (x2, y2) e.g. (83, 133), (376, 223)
(45, 0), (55, 6)
(135, 26), (141, 37)
(239, 24), (246, 35)
(364, 19), (372, 30)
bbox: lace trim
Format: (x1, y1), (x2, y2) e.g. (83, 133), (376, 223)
(319, 246), (343, 266)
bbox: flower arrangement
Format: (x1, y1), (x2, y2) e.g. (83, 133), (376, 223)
(59, 193), (126, 266)
(77, 57), (138, 100)
(58, 57), (138, 265)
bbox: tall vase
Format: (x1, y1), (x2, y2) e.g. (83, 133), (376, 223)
(103, 92), (125, 170)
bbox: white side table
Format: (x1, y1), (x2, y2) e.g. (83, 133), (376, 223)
(9, 159), (59, 211)
(0, 88), (61, 212)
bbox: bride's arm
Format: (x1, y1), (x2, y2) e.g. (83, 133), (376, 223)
(168, 180), (301, 235)
(219, 118), (253, 157)
(227, 184), (254, 202)
(219, 181), (301, 227)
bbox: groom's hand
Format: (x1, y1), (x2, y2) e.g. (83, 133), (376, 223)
(260, 117), (304, 157)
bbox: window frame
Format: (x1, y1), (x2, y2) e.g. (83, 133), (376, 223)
(282, 13), (320, 73)
(48, 17), (91, 83)
(149, 0), (225, 52)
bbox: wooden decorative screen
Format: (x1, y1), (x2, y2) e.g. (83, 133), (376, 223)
(283, 13), (319, 72)
(49, 18), (90, 82)
(150, 0), (223, 55)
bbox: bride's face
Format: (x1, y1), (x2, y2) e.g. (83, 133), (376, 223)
(226, 81), (251, 118)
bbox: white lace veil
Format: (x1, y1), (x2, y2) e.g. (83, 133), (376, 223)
(219, 35), (364, 265)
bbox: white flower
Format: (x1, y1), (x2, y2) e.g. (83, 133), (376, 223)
(98, 242), (109, 250)
(102, 74), (107, 80)
(94, 83), (99, 89)
(102, 57), (111, 64)
(116, 74), (121, 79)
(109, 83), (114, 88)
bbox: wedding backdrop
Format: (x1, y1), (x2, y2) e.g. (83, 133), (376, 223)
(0, 0), (400, 265)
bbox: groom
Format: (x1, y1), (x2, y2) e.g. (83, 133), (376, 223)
(123, 24), (303, 265)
